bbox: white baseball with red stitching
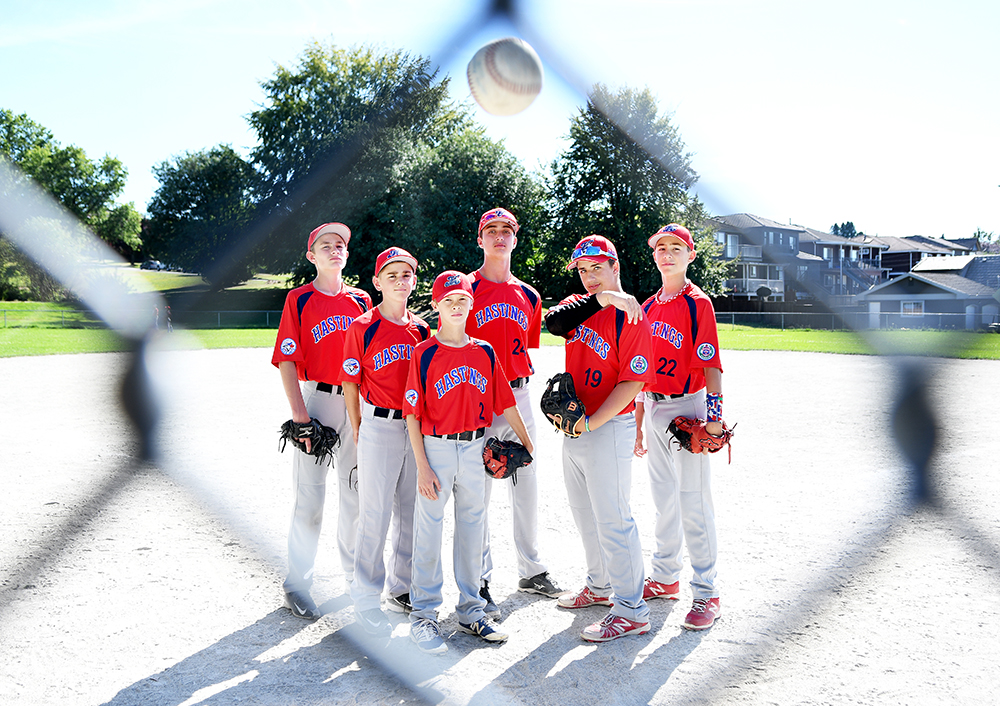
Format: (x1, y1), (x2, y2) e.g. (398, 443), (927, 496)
(467, 37), (543, 116)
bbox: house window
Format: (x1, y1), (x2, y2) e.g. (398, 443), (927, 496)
(748, 265), (758, 278)
(823, 247), (833, 261)
(789, 236), (796, 251)
(727, 234), (739, 259)
(902, 301), (924, 316)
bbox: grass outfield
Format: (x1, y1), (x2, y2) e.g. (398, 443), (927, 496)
(2, 326), (999, 359)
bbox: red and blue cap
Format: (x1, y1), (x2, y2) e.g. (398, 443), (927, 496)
(478, 208), (519, 235)
(373, 247), (418, 277)
(566, 235), (618, 271)
(432, 270), (474, 302)
(648, 223), (694, 250)
(308, 222), (351, 249)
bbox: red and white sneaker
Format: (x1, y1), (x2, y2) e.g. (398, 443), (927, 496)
(643, 577), (680, 601)
(557, 586), (612, 609)
(581, 612), (651, 642)
(682, 597), (721, 630)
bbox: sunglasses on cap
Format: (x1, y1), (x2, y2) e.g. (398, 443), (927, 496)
(571, 243), (616, 261)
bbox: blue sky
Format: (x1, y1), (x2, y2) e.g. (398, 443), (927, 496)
(3, 0), (998, 240)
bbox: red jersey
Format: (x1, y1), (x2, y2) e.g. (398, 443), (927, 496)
(466, 271), (542, 380)
(560, 294), (654, 416)
(641, 282), (723, 396)
(340, 307), (431, 409)
(402, 336), (516, 436)
(271, 282), (372, 384)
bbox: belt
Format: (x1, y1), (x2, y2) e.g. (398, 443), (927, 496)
(510, 376), (528, 389)
(316, 382), (343, 395)
(648, 392), (686, 401)
(429, 427), (486, 441)
(373, 407), (403, 420)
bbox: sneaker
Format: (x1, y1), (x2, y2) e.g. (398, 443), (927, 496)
(682, 597), (721, 631)
(581, 612), (651, 642)
(480, 582), (500, 617)
(518, 572), (565, 598)
(386, 593), (412, 614)
(355, 608), (392, 637)
(643, 577), (680, 601)
(283, 589), (321, 620)
(557, 586), (612, 609)
(458, 616), (508, 643)
(410, 618), (447, 654)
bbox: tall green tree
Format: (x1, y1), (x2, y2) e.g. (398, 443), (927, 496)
(544, 84), (723, 301)
(146, 145), (256, 287)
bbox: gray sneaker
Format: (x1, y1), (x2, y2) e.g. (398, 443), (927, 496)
(518, 572), (565, 598)
(385, 593), (411, 613)
(458, 616), (508, 643)
(283, 589), (321, 620)
(410, 618), (447, 654)
(479, 582), (500, 617)
(356, 608), (392, 637)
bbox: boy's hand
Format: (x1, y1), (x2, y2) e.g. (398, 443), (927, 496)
(418, 463), (441, 500)
(634, 427), (647, 457)
(597, 290), (643, 324)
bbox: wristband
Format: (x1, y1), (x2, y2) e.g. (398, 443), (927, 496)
(706, 393), (723, 422)
(584, 416), (591, 433)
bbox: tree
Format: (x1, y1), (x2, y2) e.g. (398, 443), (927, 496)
(831, 221), (859, 238)
(973, 228), (999, 253)
(246, 43), (462, 281)
(543, 84), (726, 301)
(146, 145), (256, 287)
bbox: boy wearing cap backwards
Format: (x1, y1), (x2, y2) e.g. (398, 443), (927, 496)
(543, 235), (654, 642)
(467, 208), (563, 614)
(272, 222), (372, 620)
(341, 247), (430, 637)
(402, 271), (534, 654)
(634, 224), (725, 631)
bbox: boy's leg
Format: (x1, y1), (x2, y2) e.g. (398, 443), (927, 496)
(409, 436), (457, 623)
(452, 436), (490, 624)
(385, 423), (417, 598)
(562, 436), (612, 597)
(321, 390), (360, 585)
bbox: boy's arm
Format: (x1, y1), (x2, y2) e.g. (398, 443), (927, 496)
(634, 393), (647, 457)
(406, 414), (441, 501)
(544, 295), (602, 337)
(500, 405), (534, 456)
(279, 361), (312, 453)
(571, 380), (646, 435)
(342, 381), (361, 445)
(704, 367), (724, 436)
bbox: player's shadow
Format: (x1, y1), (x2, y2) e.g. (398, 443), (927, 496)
(466, 601), (701, 706)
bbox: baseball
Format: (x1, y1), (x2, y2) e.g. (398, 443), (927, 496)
(467, 37), (543, 116)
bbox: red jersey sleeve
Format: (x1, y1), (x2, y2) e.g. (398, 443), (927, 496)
(689, 294), (723, 372)
(272, 289), (305, 368)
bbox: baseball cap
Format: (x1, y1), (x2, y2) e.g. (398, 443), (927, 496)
(648, 223), (694, 250)
(308, 222), (352, 250)
(373, 247), (418, 277)
(478, 208), (520, 235)
(566, 235), (618, 271)
(432, 270), (474, 302)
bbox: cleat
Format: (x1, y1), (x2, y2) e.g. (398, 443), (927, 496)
(682, 597), (721, 630)
(283, 589), (321, 620)
(557, 586), (612, 609)
(480, 581), (500, 617)
(581, 612), (650, 642)
(643, 577), (680, 601)
(386, 593), (412, 614)
(518, 571), (566, 598)
(410, 618), (447, 654)
(458, 617), (508, 643)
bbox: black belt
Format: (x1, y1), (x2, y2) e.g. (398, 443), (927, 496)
(316, 382), (343, 395)
(648, 392), (686, 401)
(510, 377), (528, 389)
(430, 427), (486, 441)
(373, 407), (403, 420)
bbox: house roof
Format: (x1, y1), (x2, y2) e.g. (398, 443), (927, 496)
(965, 254), (1000, 289)
(799, 228), (887, 248)
(868, 235), (972, 254)
(911, 254), (1000, 290)
(714, 213), (808, 233)
(860, 271), (996, 299)
(912, 254), (977, 272)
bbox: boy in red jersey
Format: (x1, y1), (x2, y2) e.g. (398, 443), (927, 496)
(341, 247), (430, 637)
(272, 222), (372, 620)
(543, 235), (654, 642)
(634, 223), (725, 631)
(466, 208), (563, 613)
(402, 271), (533, 654)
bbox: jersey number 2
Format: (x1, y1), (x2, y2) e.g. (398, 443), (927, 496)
(656, 357), (677, 377)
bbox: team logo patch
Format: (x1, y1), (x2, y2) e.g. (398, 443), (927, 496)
(697, 343), (717, 361)
(405, 388), (419, 407)
(445, 273), (461, 287)
(387, 248), (398, 257)
(280, 338), (297, 355)
(342, 358), (360, 376)
(629, 355), (649, 374)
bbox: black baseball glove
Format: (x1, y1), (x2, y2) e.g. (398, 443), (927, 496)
(279, 418), (341, 466)
(482, 436), (533, 483)
(540, 372), (585, 437)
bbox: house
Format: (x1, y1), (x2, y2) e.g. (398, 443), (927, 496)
(710, 214), (807, 302)
(867, 235), (973, 278)
(797, 228), (889, 304)
(856, 254), (1000, 329)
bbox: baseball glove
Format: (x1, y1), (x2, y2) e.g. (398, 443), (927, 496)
(540, 372), (585, 437)
(482, 436), (532, 484)
(278, 418), (341, 466)
(668, 417), (735, 462)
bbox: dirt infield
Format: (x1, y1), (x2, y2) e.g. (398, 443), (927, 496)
(1, 344), (997, 705)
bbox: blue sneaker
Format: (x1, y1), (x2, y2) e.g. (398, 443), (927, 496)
(458, 616), (508, 643)
(410, 618), (447, 654)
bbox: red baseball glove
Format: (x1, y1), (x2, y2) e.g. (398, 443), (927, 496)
(668, 417), (735, 463)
